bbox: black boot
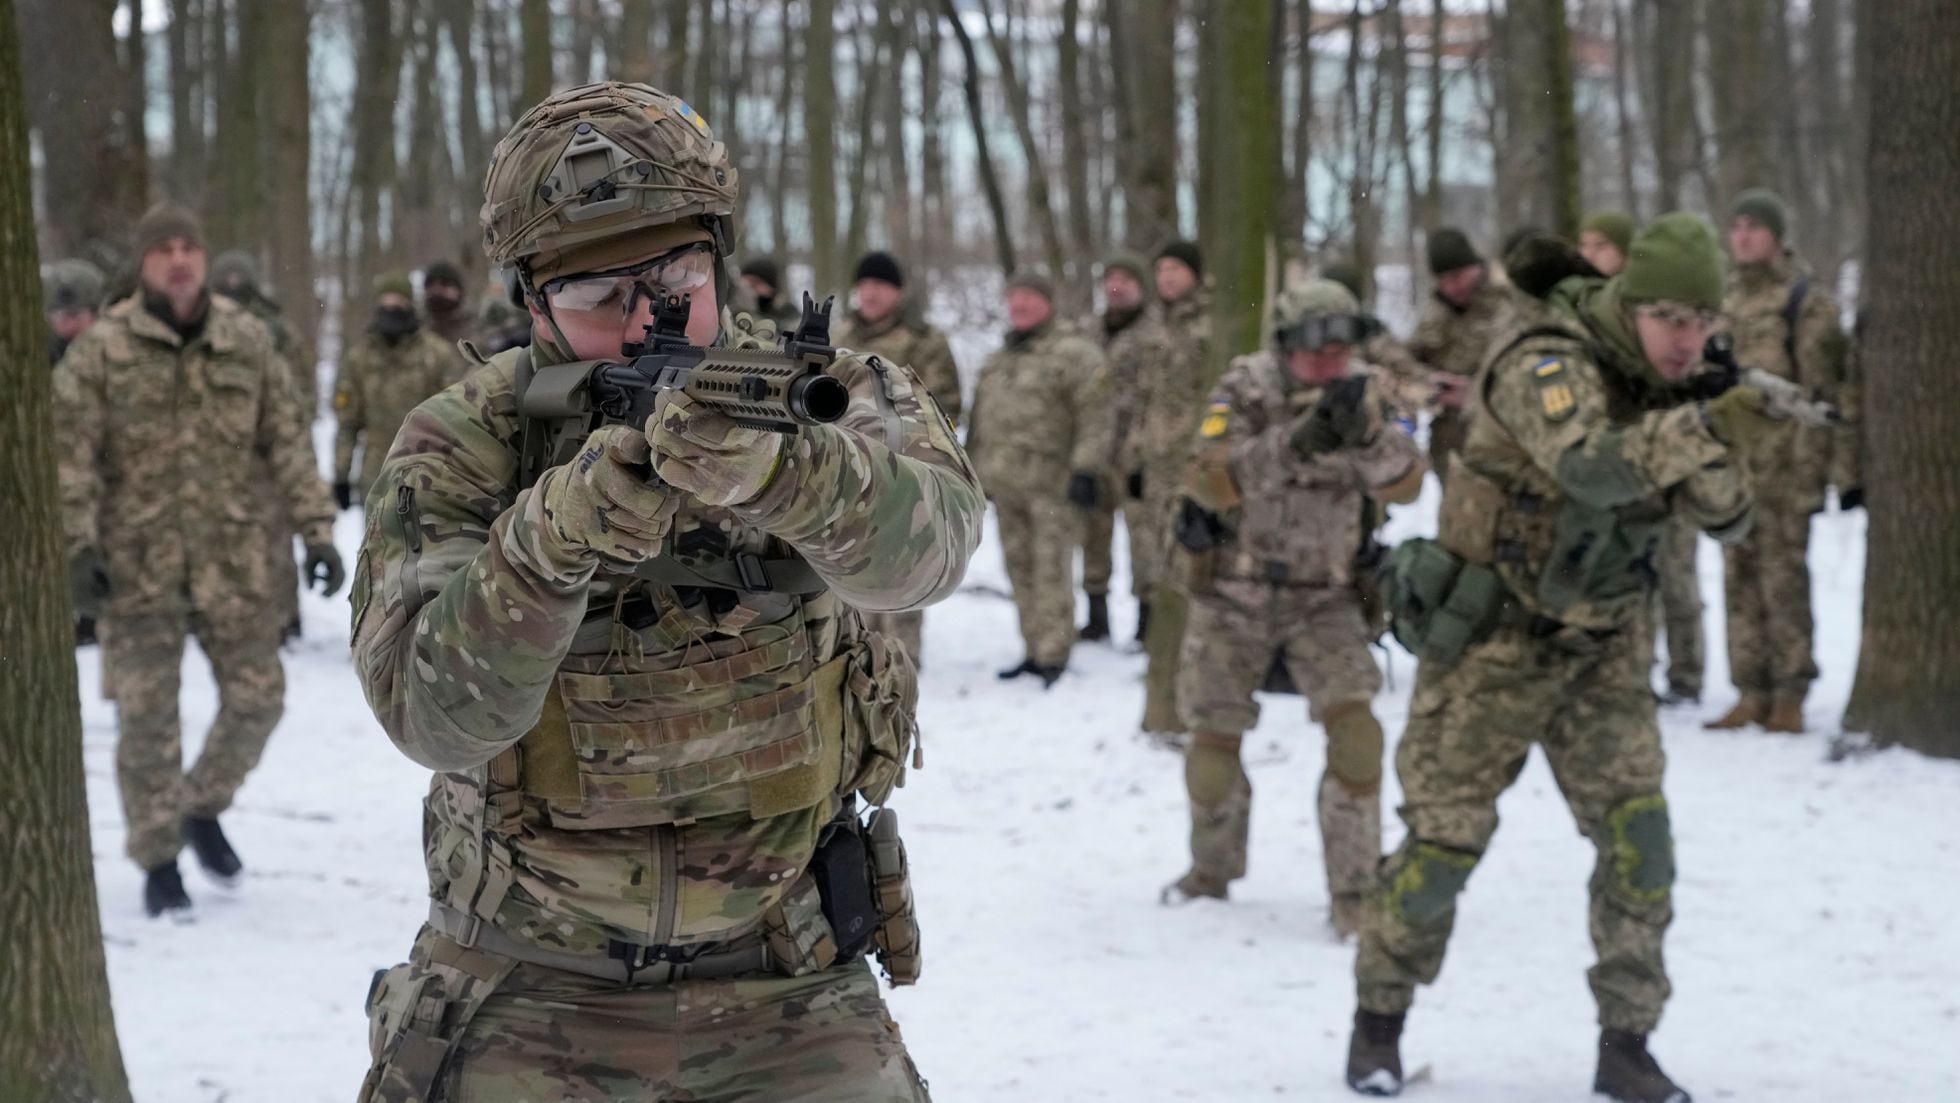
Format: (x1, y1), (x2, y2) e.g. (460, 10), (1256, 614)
(183, 816), (243, 880)
(144, 861), (193, 919)
(1032, 662), (1066, 688)
(75, 616), (98, 647)
(1594, 1028), (1691, 1103)
(1345, 1009), (1405, 1096)
(1134, 600), (1152, 645)
(1079, 594), (1110, 642)
(997, 658), (1036, 680)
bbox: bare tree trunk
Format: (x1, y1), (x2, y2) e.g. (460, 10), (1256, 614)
(0, 2), (136, 1095)
(1490, 0), (1581, 237)
(399, 6), (442, 267)
(210, 0), (266, 250)
(349, 0), (403, 343)
(917, 1), (948, 265)
(1704, 0), (1770, 201)
(1116, 0), (1178, 249)
(1286, 0), (1317, 247)
(941, 0), (1016, 275)
(166, 0), (204, 203)
(443, 0), (488, 187)
(121, 0), (151, 211)
(978, 0), (1069, 285)
(620, 0), (655, 82)
(841, 0), (893, 267)
(1057, 0), (1095, 268)
(567, 0), (599, 86)
(1423, 0), (1444, 230)
(1805, 0), (1848, 271)
(881, 0), (916, 261)
(265, 0), (316, 352)
(1843, 0), (1960, 756)
(1767, 0), (1811, 240)
(521, 0), (552, 106)
(769, 0), (799, 258)
(1610, 0), (1641, 216)
(664, 0), (691, 96)
(483, 0), (515, 126)
(1206, 0), (1279, 383)
(20, 0), (147, 258)
(806, 0), (840, 289)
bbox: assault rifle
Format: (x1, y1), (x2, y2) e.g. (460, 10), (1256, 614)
(1698, 333), (1840, 427)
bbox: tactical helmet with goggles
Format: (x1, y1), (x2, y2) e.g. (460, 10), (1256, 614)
(1272, 278), (1365, 352)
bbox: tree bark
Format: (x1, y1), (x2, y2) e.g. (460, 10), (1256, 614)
(841, 0), (893, 268)
(1057, 0), (1095, 267)
(20, 0), (147, 258)
(941, 0), (1015, 275)
(443, 0), (488, 188)
(166, 0), (205, 204)
(1204, 0), (1278, 385)
(0, 2), (136, 1096)
(209, 0), (265, 250)
(1116, 0), (1178, 250)
(1610, 0), (1640, 217)
(916, 1), (948, 264)
(521, 0), (553, 106)
(265, 0), (317, 353)
(806, 0), (840, 290)
(977, 0), (1070, 286)
(1842, 0), (1960, 756)
(620, 0), (656, 82)
(1491, 0), (1581, 237)
(1704, 0), (1770, 201)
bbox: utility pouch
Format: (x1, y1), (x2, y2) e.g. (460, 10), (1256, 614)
(356, 931), (514, 1103)
(812, 815), (879, 960)
(1382, 538), (1508, 665)
(838, 631), (921, 807)
(866, 807), (923, 986)
(1536, 501), (1615, 613)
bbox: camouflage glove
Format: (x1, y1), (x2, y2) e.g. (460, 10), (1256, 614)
(646, 391), (786, 508)
(1704, 386), (1777, 453)
(524, 426), (680, 573)
(333, 480), (354, 511)
(304, 543), (346, 597)
(69, 546), (111, 618)
(1066, 472), (1102, 509)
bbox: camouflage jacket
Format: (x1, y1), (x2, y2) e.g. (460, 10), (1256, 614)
(1723, 252), (1857, 511)
(349, 322), (982, 958)
(1440, 283), (1754, 631)
(53, 294), (335, 617)
(1408, 280), (1516, 382)
(1096, 304), (1176, 478)
(1188, 351), (1425, 591)
(832, 309), (964, 427)
(226, 288), (317, 418)
(333, 327), (468, 498)
(1129, 290), (1212, 486)
(425, 302), (480, 355)
(1362, 328), (1441, 421)
(966, 317), (1113, 501)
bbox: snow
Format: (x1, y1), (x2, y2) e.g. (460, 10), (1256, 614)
(81, 464), (1960, 1101)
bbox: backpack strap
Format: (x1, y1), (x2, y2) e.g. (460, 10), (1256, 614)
(1781, 274), (1811, 373)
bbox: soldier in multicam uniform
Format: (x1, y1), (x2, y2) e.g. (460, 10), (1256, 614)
(54, 203), (344, 919)
(967, 270), (1111, 687)
(1137, 240), (1213, 738)
(1094, 253), (1175, 645)
(1346, 214), (1786, 1102)
(351, 82), (980, 1101)
(1160, 280), (1424, 930)
(331, 273), (468, 511)
(1704, 188), (1860, 734)
(1408, 227), (1516, 486)
(831, 250), (965, 668)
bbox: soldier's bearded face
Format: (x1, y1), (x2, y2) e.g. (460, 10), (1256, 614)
(1727, 217), (1779, 266)
(854, 278), (901, 324)
(1633, 303), (1717, 382)
(1103, 270), (1143, 312)
(1434, 264), (1485, 307)
(1579, 232), (1626, 276)
(1154, 258), (1197, 302)
(1286, 344), (1352, 387)
(140, 238), (207, 302)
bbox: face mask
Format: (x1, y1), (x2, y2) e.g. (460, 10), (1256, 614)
(372, 305), (419, 340)
(425, 289), (462, 313)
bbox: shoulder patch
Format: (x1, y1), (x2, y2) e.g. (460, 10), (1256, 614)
(1199, 398), (1230, 439)
(1532, 357), (1576, 421)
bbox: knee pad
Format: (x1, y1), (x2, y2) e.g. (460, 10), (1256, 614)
(1604, 794), (1674, 904)
(1382, 840), (1479, 927)
(1322, 701), (1384, 791)
(1185, 733), (1246, 806)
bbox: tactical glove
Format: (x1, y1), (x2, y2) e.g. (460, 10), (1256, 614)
(304, 543), (346, 597)
(1838, 487), (1864, 512)
(646, 391), (786, 507)
(1291, 377), (1373, 457)
(1703, 386), (1777, 453)
(1066, 472), (1102, 509)
(70, 546), (111, 618)
(1126, 470), (1144, 500)
(333, 481), (354, 511)
(529, 426), (680, 571)
(1173, 498), (1228, 553)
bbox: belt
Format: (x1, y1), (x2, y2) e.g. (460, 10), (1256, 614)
(428, 902), (772, 985)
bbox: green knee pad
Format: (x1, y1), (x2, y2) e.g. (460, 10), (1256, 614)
(1604, 794), (1675, 904)
(1185, 738), (1246, 806)
(1323, 704), (1384, 790)
(1383, 840), (1479, 926)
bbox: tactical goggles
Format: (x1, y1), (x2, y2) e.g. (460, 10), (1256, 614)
(1274, 314), (1366, 352)
(541, 242), (715, 319)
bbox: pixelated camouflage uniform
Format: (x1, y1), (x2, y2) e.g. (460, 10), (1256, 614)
(1076, 301), (1174, 604)
(966, 317), (1113, 669)
(351, 317), (979, 1101)
(832, 306), (965, 665)
(1138, 289), (1212, 733)
(53, 293), (336, 871)
(1407, 279), (1516, 484)
(1355, 277), (1754, 1034)
(1655, 516), (1704, 696)
(1362, 328), (1445, 423)
(1718, 251), (1856, 708)
(1173, 352), (1424, 906)
(333, 325), (467, 504)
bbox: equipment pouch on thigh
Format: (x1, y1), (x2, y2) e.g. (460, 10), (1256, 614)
(866, 807), (923, 986)
(838, 632), (922, 806)
(811, 810), (880, 961)
(1382, 538), (1507, 664)
(357, 937), (514, 1103)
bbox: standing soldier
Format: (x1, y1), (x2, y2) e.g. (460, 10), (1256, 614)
(1408, 228), (1514, 485)
(1347, 214), (1776, 1102)
(833, 249), (965, 667)
(351, 82), (979, 1100)
(331, 274), (465, 511)
(1137, 240), (1213, 739)
(1161, 280), (1424, 930)
(968, 270), (1111, 687)
(1095, 254), (1173, 645)
(1322, 259), (1449, 425)
(420, 260), (478, 356)
(1705, 188), (1859, 733)
(738, 255), (802, 332)
(1579, 212), (1634, 278)
(53, 203), (343, 919)
(45, 258), (106, 365)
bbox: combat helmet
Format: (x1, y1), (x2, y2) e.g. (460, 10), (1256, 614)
(44, 258), (107, 313)
(481, 81), (739, 289)
(1272, 278), (1366, 352)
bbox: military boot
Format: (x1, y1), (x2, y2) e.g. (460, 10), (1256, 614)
(144, 861), (193, 919)
(1164, 734), (1251, 903)
(1079, 594), (1110, 642)
(1762, 695), (1805, 734)
(1345, 1008), (1405, 1096)
(1593, 1028), (1691, 1103)
(1703, 693), (1766, 730)
(1032, 662), (1066, 689)
(183, 816), (243, 881)
(996, 657), (1036, 680)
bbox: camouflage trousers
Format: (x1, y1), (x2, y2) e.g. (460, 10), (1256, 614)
(864, 610), (925, 670)
(1655, 518), (1704, 695)
(107, 609), (286, 870)
(1722, 503), (1818, 701)
(361, 927), (929, 1103)
(1355, 621), (1676, 1034)
(1080, 500), (1116, 597)
(1078, 494), (1161, 600)
(1176, 583), (1385, 897)
(993, 494), (1080, 668)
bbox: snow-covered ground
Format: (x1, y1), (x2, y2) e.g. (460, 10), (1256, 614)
(83, 468), (1960, 1101)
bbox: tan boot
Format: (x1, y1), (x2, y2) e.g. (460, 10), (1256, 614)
(1762, 696), (1806, 733)
(1704, 693), (1767, 730)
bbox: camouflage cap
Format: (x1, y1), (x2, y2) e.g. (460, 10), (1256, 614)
(481, 82), (739, 280)
(1620, 212), (1724, 311)
(44, 258), (106, 312)
(210, 250), (260, 295)
(373, 271), (416, 301)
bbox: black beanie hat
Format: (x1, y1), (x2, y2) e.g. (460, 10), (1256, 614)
(853, 251), (904, 289)
(1154, 239), (1204, 281)
(740, 256), (784, 290)
(424, 260), (466, 290)
(1427, 227), (1484, 275)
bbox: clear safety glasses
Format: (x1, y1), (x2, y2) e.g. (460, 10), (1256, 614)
(541, 242), (716, 319)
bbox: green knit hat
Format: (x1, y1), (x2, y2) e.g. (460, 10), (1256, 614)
(1730, 188), (1788, 242)
(1006, 268), (1056, 302)
(133, 202), (203, 258)
(1426, 227), (1483, 275)
(1102, 252), (1151, 288)
(1619, 212), (1724, 311)
(372, 271), (416, 300)
(1582, 211), (1635, 254)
